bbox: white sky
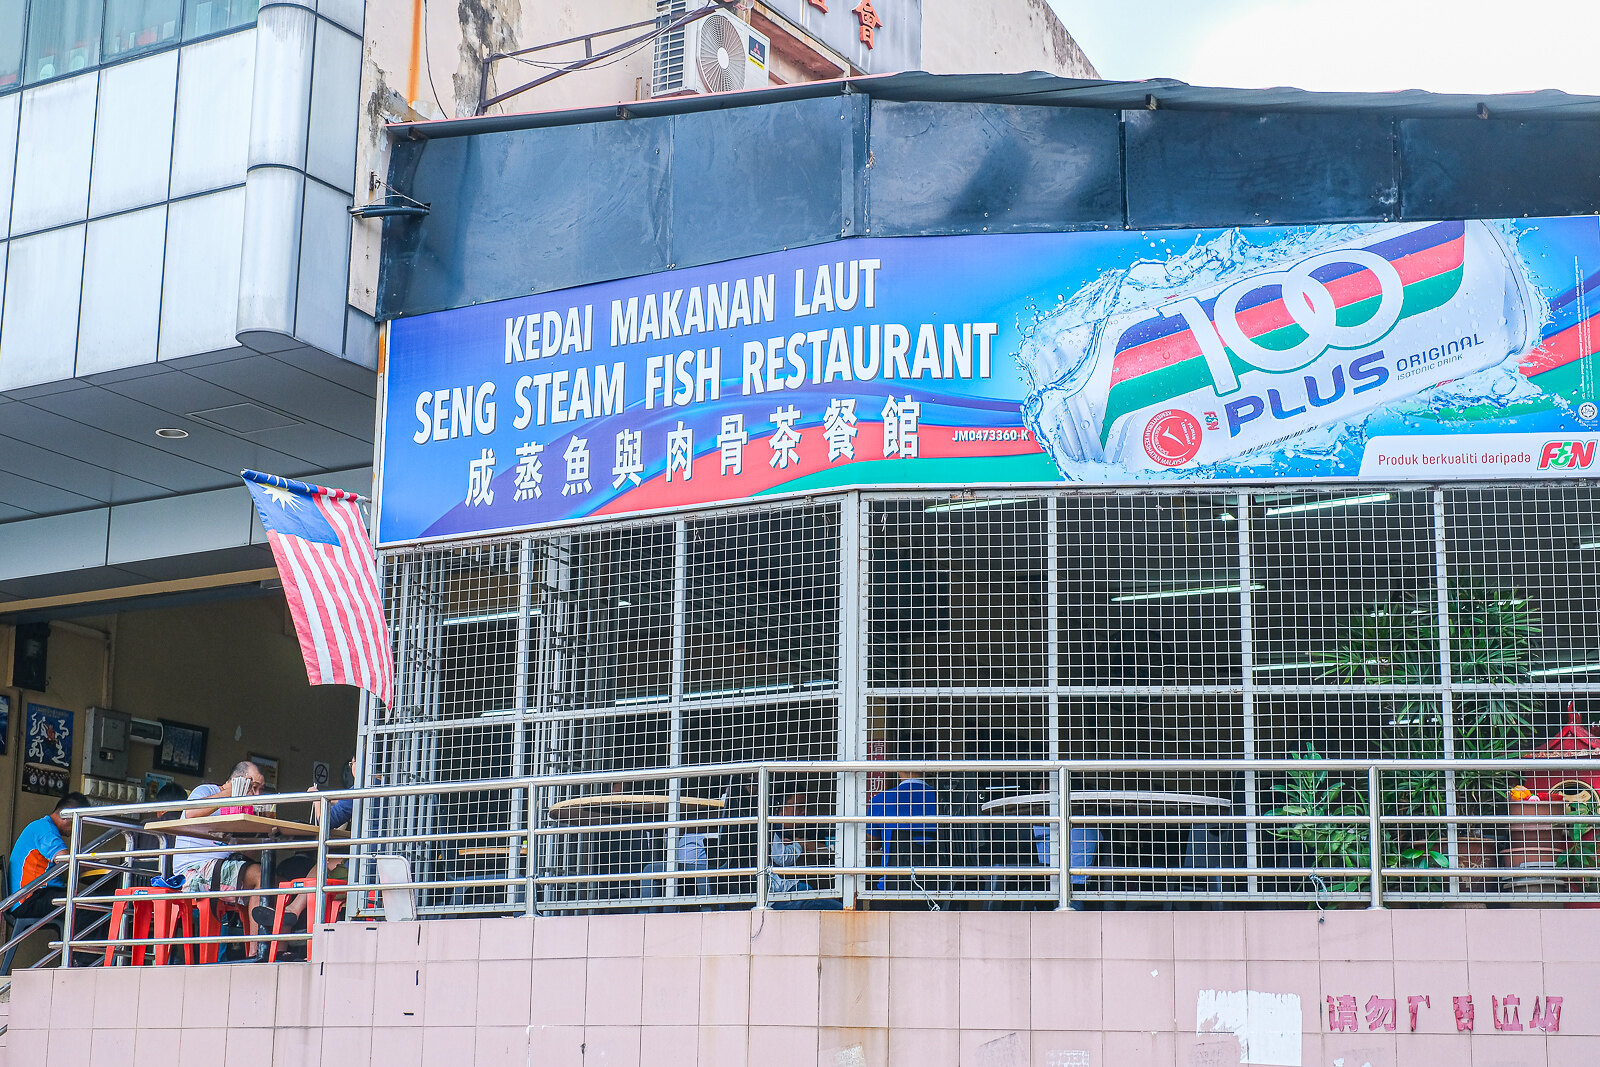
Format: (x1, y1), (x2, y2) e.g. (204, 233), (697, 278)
(1046, 0), (1600, 96)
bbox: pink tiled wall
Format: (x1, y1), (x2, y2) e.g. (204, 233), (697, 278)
(7, 908), (1600, 1066)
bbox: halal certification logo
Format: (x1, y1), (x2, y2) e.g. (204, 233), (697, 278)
(1580, 401), (1598, 422)
(1143, 409), (1203, 467)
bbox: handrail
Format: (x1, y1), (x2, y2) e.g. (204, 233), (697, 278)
(55, 755), (1600, 819)
(57, 755), (1600, 964)
(0, 822), (126, 916)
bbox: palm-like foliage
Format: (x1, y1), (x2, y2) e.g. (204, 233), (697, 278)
(1271, 581), (1538, 895)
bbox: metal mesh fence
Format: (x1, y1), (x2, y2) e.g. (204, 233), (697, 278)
(365, 484), (1600, 911)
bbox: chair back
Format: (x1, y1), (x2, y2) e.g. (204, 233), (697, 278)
(374, 854), (417, 922)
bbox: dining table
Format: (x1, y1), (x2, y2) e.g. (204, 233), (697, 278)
(545, 793), (725, 825)
(979, 790), (1232, 816)
(979, 790), (1233, 905)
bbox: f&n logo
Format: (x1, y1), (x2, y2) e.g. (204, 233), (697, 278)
(1539, 440), (1599, 469)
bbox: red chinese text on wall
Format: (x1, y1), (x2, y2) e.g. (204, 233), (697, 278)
(1326, 993), (1562, 1034)
(853, 2), (882, 47)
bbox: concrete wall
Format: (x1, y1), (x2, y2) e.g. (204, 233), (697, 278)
(9, 909), (1598, 1065)
(920, 0), (1097, 79)
(349, 0), (654, 318)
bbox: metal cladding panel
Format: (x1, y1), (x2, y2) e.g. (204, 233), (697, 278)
(867, 100), (1121, 235)
(0, 95), (20, 236)
(106, 485), (255, 564)
(90, 51), (178, 217)
(380, 96), (863, 317)
(159, 187), (247, 359)
(763, 0), (921, 76)
(668, 94), (865, 270)
(380, 119), (672, 317)
(77, 206), (167, 376)
(0, 509), (111, 581)
(1124, 109), (1399, 229)
(1400, 118), (1600, 220)
(0, 433), (166, 505)
(0, 226), (83, 391)
(376, 76), (1600, 320)
(12, 77), (96, 235)
(170, 31), (256, 198)
(0, 469), (99, 516)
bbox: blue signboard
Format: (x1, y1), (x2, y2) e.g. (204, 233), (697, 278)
(379, 217), (1600, 545)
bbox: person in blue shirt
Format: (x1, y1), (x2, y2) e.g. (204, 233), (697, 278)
(866, 767), (938, 895)
(4, 792), (89, 973)
(252, 758), (361, 959)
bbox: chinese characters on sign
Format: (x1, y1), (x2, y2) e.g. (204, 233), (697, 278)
(461, 399), (921, 509)
(1327, 993), (1562, 1033)
(23, 703), (73, 797)
(853, 1), (882, 47)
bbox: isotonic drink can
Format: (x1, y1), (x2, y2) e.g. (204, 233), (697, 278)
(1025, 220), (1540, 472)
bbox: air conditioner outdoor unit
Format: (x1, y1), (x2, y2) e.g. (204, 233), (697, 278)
(653, 4), (769, 97)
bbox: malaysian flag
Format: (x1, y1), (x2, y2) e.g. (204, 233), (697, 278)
(242, 470), (393, 705)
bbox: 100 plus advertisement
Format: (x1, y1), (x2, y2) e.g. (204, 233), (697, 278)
(377, 216), (1600, 545)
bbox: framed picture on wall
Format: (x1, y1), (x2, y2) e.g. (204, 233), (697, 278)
(22, 702), (73, 797)
(249, 754), (278, 791)
(24, 702), (71, 769)
(155, 720), (208, 776)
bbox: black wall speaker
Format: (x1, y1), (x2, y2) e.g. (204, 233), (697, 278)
(13, 622), (49, 692)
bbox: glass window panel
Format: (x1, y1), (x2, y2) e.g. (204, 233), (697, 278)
(683, 503), (840, 699)
(104, 0), (181, 60)
(24, 0), (103, 83)
(869, 497), (1049, 688)
(183, 0), (257, 39)
(1058, 493), (1241, 686)
(567, 524), (674, 708)
(1446, 485), (1600, 680)
(1250, 489), (1437, 683)
(0, 0), (24, 88)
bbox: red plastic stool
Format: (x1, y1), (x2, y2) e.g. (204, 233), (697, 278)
(104, 886), (194, 966)
(193, 897), (252, 964)
(267, 878), (347, 962)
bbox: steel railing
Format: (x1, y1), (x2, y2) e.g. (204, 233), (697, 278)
(55, 756), (1600, 964)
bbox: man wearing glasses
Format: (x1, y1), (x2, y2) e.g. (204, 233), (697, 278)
(165, 761), (266, 942)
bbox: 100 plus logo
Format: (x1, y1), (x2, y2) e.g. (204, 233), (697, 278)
(1539, 440), (1599, 469)
(1157, 247), (1407, 393)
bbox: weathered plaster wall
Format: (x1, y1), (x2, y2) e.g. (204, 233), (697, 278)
(919, 0), (1098, 79)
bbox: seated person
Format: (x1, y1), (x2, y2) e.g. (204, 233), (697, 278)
(252, 758), (357, 952)
(594, 780), (657, 900)
(170, 762), (265, 947)
(867, 766), (937, 894)
(639, 829), (711, 900)
(3, 792), (90, 972)
(769, 792), (842, 910)
(708, 774), (760, 895)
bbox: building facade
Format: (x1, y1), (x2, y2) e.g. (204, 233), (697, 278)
(12, 62), (1600, 1067)
(0, 0), (1094, 856)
